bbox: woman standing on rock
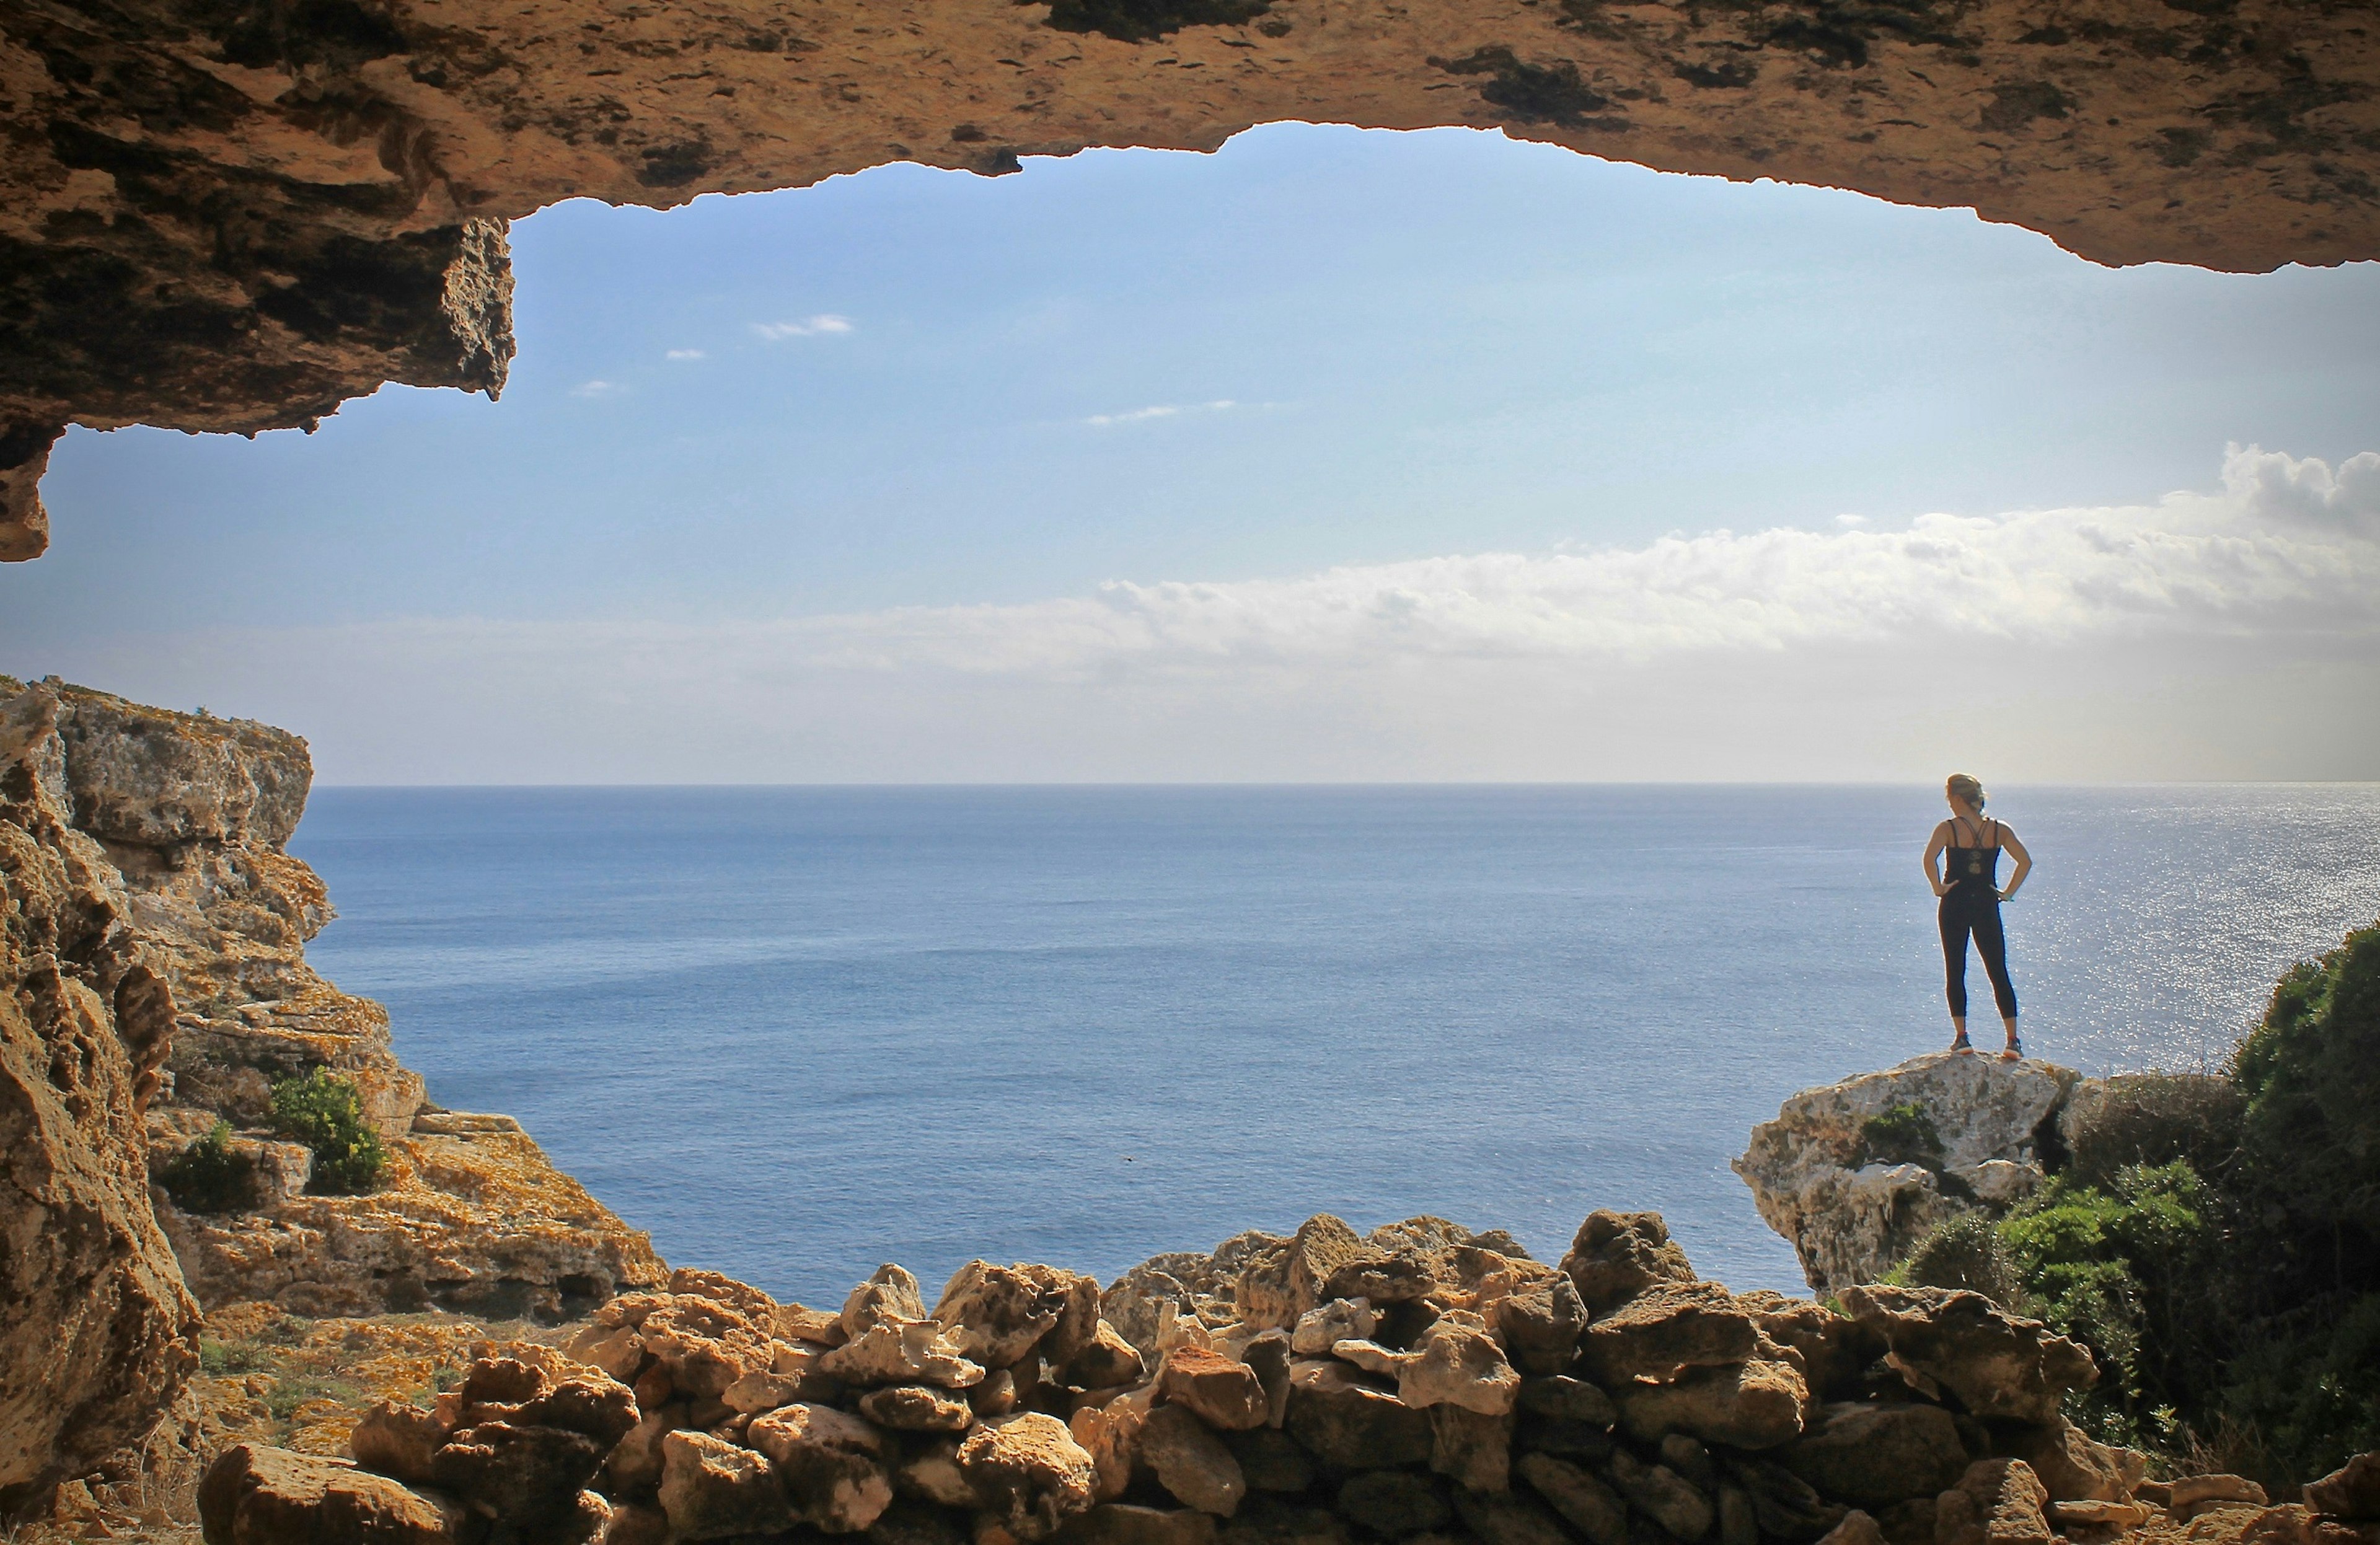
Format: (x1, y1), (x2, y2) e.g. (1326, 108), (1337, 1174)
(1923, 773), (2031, 1060)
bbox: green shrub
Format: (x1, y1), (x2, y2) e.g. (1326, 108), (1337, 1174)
(2220, 1290), (2380, 1481)
(158, 1119), (256, 1213)
(2234, 921), (2380, 1240)
(1861, 1101), (1946, 1168)
(2066, 1073), (2244, 1191)
(268, 1069), (387, 1194)
(1890, 1210), (2027, 1307)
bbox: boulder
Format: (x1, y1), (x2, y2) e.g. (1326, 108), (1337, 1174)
(2173, 1477), (2271, 1508)
(1339, 1470), (1453, 1535)
(744, 1402), (893, 1532)
(1517, 1452), (1628, 1545)
(1158, 1345), (1270, 1431)
(1070, 1388), (1154, 1502)
(1611, 1447), (1717, 1541)
(428, 1422), (609, 1528)
(1065, 1321), (1148, 1391)
(1734, 1054), (2080, 1293)
(936, 1261), (1071, 1368)
(860, 1384), (976, 1432)
(897, 1437), (978, 1510)
(1726, 1455), (1852, 1543)
(1431, 1404), (1515, 1492)
(350, 1401), (450, 1486)
(1056, 1503), (1223, 1545)
(845, 1264), (928, 1336)
(1332, 1339), (1411, 1378)
(1934, 1459), (2053, 1545)
(1496, 1274), (1590, 1376)
(1292, 1298), (1381, 1356)
(606, 1404), (681, 1493)
(957, 1412), (1101, 1541)
(1240, 1329), (1294, 1428)
(1399, 1315), (1520, 1416)
(1322, 1252), (1439, 1305)
(1618, 1358), (1809, 1450)
(2307, 1455), (2380, 1520)
(1820, 1512), (1890, 1545)
(1223, 1428), (1313, 1494)
(1102, 1265), (1202, 1358)
(1141, 1405), (1246, 1517)
(1997, 1419), (2146, 1503)
(1561, 1210), (1698, 1313)
(1519, 1375), (1618, 1428)
(658, 1430), (793, 1540)
(1579, 1282), (1761, 1383)
(1739, 1294), (1885, 1402)
(819, 1318), (987, 1389)
(1783, 1403), (1971, 1511)
(1236, 1215), (1374, 1330)
(774, 1303), (852, 1347)
(2050, 1500), (2156, 1530)
(1457, 1488), (1582, 1545)
(198, 1445), (459, 1545)
(1284, 1360), (1433, 1469)
(1837, 1286), (2097, 1425)
(637, 1296), (774, 1400)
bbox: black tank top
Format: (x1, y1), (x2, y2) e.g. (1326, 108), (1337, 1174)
(1946, 819), (2001, 893)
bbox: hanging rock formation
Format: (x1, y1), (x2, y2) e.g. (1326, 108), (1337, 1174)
(0, 676), (663, 1518)
(4, 0), (2379, 558)
(1734, 1052), (2084, 1295)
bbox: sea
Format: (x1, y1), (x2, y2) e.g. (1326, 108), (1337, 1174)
(291, 784), (2380, 1308)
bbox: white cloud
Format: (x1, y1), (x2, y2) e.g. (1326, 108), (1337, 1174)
(752, 315), (855, 341)
(569, 380), (627, 398)
(2223, 441), (2380, 530)
(666, 348), (707, 361)
(33, 447), (2380, 783)
(1084, 399), (1238, 427)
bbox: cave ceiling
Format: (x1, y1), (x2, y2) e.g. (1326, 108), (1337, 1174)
(2, 0), (2375, 558)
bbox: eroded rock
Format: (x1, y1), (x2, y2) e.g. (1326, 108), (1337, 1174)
(197, 1444), (459, 1545)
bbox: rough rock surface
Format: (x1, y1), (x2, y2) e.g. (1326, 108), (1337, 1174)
(2, 677), (661, 1518)
(4, 0), (2378, 560)
(176, 1197), (2128, 1545)
(0, 682), (198, 1516)
(1735, 1052), (2085, 1292)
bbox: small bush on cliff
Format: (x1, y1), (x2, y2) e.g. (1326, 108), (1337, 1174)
(1889, 1211), (2025, 1305)
(2065, 1072), (2244, 1191)
(1859, 1101), (1946, 1168)
(158, 1120), (255, 1213)
(269, 1070), (386, 1194)
(2235, 920), (2380, 1243)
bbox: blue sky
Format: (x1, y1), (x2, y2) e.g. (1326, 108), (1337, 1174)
(6, 123), (2378, 781)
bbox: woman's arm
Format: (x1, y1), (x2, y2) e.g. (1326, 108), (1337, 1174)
(1923, 822), (1949, 897)
(1999, 827), (2032, 900)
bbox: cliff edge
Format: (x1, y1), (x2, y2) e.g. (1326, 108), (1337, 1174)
(0, 676), (663, 1517)
(1735, 1054), (2087, 1296)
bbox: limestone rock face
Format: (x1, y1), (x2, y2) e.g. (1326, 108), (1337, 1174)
(3, 677), (661, 1518)
(1734, 1053), (2084, 1293)
(28, 679), (667, 1322)
(4, 0), (2376, 565)
(0, 683), (201, 1516)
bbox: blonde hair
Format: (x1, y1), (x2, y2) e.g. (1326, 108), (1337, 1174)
(1946, 773), (1986, 810)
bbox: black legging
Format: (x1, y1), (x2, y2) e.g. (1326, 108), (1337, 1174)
(1940, 886), (2019, 1019)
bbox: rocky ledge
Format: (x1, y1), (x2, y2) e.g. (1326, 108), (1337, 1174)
(1733, 1054), (2087, 1295)
(1, 677), (661, 1514)
(193, 1205), (2245, 1545)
